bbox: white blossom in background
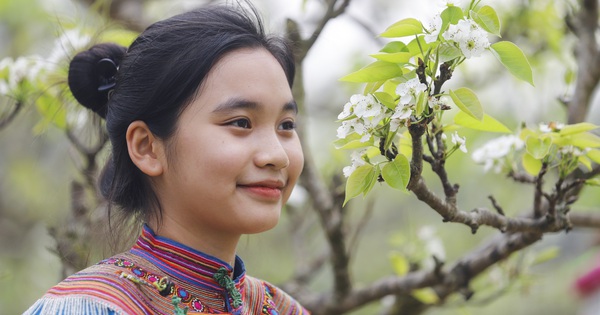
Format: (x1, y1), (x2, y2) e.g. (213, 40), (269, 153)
(539, 122), (565, 133)
(417, 226), (446, 269)
(396, 78), (427, 106)
(343, 150), (367, 177)
(46, 29), (91, 71)
(451, 131), (467, 153)
(559, 145), (589, 157)
(472, 135), (525, 173)
(0, 56), (43, 96)
(443, 18), (490, 58)
(0, 28), (91, 98)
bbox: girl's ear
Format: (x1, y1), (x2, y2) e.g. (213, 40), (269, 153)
(126, 121), (165, 177)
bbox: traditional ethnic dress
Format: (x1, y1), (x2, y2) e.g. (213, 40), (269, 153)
(24, 225), (309, 315)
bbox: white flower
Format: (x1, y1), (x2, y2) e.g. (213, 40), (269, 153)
(443, 18), (490, 58)
(353, 94), (381, 119)
(539, 122), (565, 133)
(343, 150), (367, 177)
(337, 120), (354, 139)
(424, 14), (442, 44)
(472, 135), (524, 173)
(338, 100), (353, 120)
(389, 105), (412, 131)
(0, 56), (44, 96)
(560, 145), (589, 157)
(396, 78), (427, 106)
(451, 132), (467, 153)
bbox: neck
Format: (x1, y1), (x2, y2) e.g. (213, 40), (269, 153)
(148, 215), (240, 266)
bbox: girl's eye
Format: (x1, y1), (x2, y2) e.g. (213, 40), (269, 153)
(279, 120), (296, 131)
(229, 118), (251, 129)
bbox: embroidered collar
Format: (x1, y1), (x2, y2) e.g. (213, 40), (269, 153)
(130, 225), (246, 300)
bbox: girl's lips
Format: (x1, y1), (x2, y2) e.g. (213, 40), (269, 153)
(238, 185), (283, 200)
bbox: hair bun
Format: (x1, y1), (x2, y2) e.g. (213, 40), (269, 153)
(68, 43), (127, 119)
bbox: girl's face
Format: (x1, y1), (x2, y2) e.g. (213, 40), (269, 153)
(156, 48), (303, 239)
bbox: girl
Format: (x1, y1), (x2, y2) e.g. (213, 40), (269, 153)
(24, 2), (307, 314)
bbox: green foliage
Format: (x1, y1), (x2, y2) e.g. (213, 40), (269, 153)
(380, 18), (423, 38)
(340, 61), (403, 83)
(516, 122), (600, 176)
(344, 164), (378, 206)
(453, 112), (512, 133)
(337, 1), (536, 205)
(490, 41), (535, 86)
(471, 5), (501, 36)
(449, 87), (483, 121)
(381, 154), (410, 191)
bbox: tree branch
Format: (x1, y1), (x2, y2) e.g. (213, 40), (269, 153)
(566, 0), (600, 123)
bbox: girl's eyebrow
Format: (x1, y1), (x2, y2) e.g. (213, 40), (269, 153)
(212, 98), (298, 114)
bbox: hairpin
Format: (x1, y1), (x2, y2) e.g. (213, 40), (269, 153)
(97, 58), (118, 92)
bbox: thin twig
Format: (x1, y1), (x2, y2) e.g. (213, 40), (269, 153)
(0, 100), (22, 130)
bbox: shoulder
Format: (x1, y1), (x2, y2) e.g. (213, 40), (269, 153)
(24, 253), (152, 315)
(245, 275), (310, 315)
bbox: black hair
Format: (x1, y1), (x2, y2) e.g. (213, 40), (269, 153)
(68, 3), (295, 225)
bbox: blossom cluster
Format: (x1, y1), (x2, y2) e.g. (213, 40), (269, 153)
(0, 29), (90, 98)
(472, 135), (524, 173)
(424, 14), (491, 58)
(337, 78), (432, 177)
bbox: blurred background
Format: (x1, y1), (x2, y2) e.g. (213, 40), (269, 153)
(1, 0), (600, 314)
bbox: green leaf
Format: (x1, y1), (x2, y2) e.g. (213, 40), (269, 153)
(390, 252), (410, 276)
(454, 112), (512, 133)
(374, 92), (398, 110)
(414, 91), (426, 117)
(381, 154), (411, 190)
(370, 52), (413, 64)
(334, 137), (373, 150)
(437, 43), (463, 62)
(449, 88), (484, 121)
(380, 18), (423, 38)
(381, 41), (409, 53)
(587, 149), (600, 164)
(412, 288), (439, 304)
(525, 136), (552, 159)
(363, 81), (385, 94)
(522, 152), (542, 175)
(471, 6), (501, 36)
(440, 6), (464, 34)
(579, 156), (593, 170)
(343, 164), (376, 206)
(490, 41), (534, 86)
(340, 61), (403, 83)
(559, 122), (599, 136)
(585, 178), (600, 187)
(531, 247), (560, 266)
(553, 132), (600, 149)
(407, 36), (432, 58)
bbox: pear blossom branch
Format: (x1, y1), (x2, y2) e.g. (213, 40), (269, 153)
(303, 231), (543, 315)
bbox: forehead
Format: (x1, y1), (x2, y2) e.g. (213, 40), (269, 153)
(197, 48), (292, 102)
